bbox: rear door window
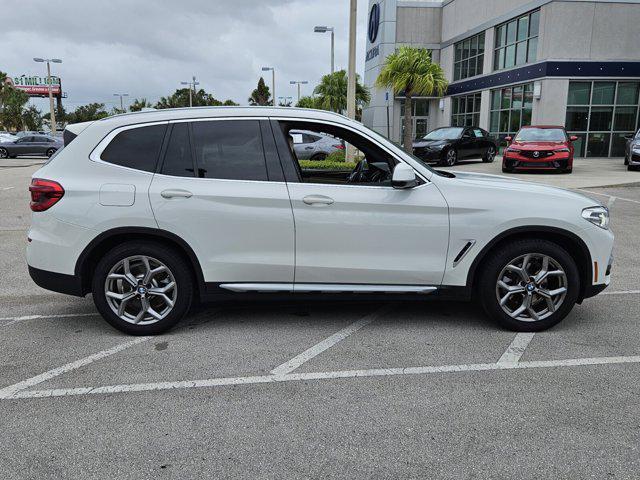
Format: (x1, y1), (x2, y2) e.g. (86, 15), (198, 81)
(161, 123), (195, 177)
(191, 120), (268, 181)
(100, 124), (167, 172)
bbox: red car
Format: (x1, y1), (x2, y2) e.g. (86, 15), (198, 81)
(502, 126), (577, 174)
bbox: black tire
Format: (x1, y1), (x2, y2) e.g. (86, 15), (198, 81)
(46, 148), (56, 158)
(562, 167), (573, 174)
(311, 152), (328, 161)
(0, 148), (8, 159)
(440, 148), (457, 166)
(92, 241), (194, 335)
(477, 239), (580, 332)
(482, 146), (496, 163)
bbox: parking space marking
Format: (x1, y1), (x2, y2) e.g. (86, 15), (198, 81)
(576, 189), (640, 205)
(270, 304), (392, 376)
(497, 332), (535, 364)
(5, 354), (640, 400)
(602, 290), (640, 296)
(0, 186), (15, 191)
(0, 312), (97, 328)
(0, 336), (151, 400)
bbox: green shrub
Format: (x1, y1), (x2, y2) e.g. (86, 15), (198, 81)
(299, 160), (356, 171)
(325, 149), (346, 162)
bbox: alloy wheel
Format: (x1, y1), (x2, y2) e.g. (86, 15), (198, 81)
(495, 253), (568, 322)
(0, 148), (7, 159)
(486, 147), (496, 161)
(446, 149), (457, 166)
(104, 255), (177, 325)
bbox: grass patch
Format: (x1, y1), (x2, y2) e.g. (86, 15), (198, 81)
(299, 160), (356, 171)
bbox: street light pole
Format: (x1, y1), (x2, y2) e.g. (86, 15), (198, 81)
(290, 81), (308, 103)
(314, 26), (335, 74)
(346, 0), (358, 162)
(33, 57), (62, 134)
(181, 77), (199, 107)
(113, 93), (129, 111)
(262, 67), (276, 106)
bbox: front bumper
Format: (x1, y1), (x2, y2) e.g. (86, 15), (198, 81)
(630, 152), (640, 165)
(413, 148), (444, 162)
(504, 155), (571, 170)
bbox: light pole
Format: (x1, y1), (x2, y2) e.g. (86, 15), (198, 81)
(290, 81), (308, 103)
(33, 57), (62, 134)
(261, 67), (276, 106)
(180, 76), (199, 107)
(278, 96), (293, 107)
(113, 93), (129, 111)
(346, 0), (357, 162)
(314, 26), (335, 74)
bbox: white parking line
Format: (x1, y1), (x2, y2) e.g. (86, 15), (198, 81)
(576, 189), (640, 205)
(271, 304), (392, 376)
(5, 354), (640, 400)
(602, 290), (640, 296)
(497, 332), (535, 364)
(0, 312), (97, 327)
(0, 186), (15, 191)
(0, 336), (151, 399)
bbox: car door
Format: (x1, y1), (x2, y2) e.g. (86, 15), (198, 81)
(13, 136), (32, 155)
(148, 118), (295, 290)
(33, 136), (49, 155)
(273, 119), (450, 289)
(457, 128), (476, 159)
(472, 128), (489, 156)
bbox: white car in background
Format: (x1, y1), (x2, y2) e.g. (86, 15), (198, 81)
(27, 107), (614, 335)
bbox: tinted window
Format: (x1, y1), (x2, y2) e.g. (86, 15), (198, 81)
(161, 123), (194, 177)
(191, 120), (267, 181)
(101, 124), (167, 172)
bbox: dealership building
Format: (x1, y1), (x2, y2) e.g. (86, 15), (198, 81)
(363, 0), (640, 157)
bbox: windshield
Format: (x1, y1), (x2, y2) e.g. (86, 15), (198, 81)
(423, 128), (463, 140)
(515, 128), (567, 142)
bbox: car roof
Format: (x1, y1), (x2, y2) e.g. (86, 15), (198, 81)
(94, 107), (354, 129)
(520, 125), (566, 129)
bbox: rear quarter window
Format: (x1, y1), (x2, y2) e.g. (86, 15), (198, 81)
(100, 124), (167, 172)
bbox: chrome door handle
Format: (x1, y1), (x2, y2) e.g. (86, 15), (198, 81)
(161, 189), (193, 199)
(303, 195), (334, 206)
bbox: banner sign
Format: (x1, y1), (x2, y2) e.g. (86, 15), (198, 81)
(9, 75), (62, 96)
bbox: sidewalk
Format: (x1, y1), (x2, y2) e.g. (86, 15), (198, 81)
(439, 157), (639, 189)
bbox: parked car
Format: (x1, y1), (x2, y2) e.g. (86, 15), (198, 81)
(412, 126), (497, 166)
(0, 134), (63, 159)
(290, 130), (344, 160)
(624, 129), (640, 171)
(0, 133), (16, 143)
(27, 108), (613, 335)
(502, 126), (576, 173)
(14, 130), (46, 138)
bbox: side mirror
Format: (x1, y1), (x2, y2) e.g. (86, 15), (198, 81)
(392, 163), (418, 189)
(624, 134), (634, 140)
(504, 136), (512, 143)
(569, 135), (578, 142)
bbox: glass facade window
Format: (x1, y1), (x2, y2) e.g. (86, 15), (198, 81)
(454, 32), (485, 81)
(400, 99), (430, 140)
(451, 93), (482, 126)
(494, 10), (539, 71)
(566, 81), (640, 157)
(489, 83), (534, 145)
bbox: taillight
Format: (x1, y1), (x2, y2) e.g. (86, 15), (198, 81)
(334, 144), (345, 150)
(29, 178), (64, 212)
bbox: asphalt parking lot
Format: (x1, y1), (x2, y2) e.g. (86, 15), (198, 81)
(1, 156), (639, 479)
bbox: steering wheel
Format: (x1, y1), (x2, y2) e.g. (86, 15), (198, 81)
(347, 159), (368, 183)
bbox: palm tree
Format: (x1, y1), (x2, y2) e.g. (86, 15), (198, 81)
(129, 98), (154, 112)
(376, 47), (448, 153)
(313, 70), (370, 114)
(248, 77), (271, 106)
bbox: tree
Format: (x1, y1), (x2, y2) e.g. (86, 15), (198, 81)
(376, 46), (448, 152)
(156, 88), (237, 109)
(248, 77), (271, 106)
(129, 98), (154, 112)
(313, 70), (370, 114)
(66, 103), (109, 123)
(295, 96), (318, 109)
(0, 79), (29, 131)
(22, 105), (43, 131)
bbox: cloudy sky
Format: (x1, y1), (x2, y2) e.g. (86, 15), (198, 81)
(2, 0), (370, 113)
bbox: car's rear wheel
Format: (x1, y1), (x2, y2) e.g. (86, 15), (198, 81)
(0, 148), (8, 159)
(45, 148), (56, 158)
(92, 241), (193, 335)
(483, 146), (496, 163)
(478, 239), (580, 332)
(311, 152), (328, 161)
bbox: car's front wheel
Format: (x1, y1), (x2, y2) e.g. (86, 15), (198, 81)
(92, 241), (194, 335)
(0, 148), (8, 159)
(441, 148), (457, 166)
(478, 239), (580, 332)
(46, 148), (56, 158)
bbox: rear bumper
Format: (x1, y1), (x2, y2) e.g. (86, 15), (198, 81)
(28, 265), (84, 297)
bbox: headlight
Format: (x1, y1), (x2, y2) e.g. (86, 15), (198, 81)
(632, 143), (640, 154)
(582, 206), (610, 229)
(507, 148), (521, 153)
(554, 148), (570, 153)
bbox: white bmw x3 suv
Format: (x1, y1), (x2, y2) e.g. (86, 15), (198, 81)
(27, 107), (614, 335)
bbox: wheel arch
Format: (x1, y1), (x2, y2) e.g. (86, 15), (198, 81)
(467, 226), (593, 304)
(75, 227), (206, 299)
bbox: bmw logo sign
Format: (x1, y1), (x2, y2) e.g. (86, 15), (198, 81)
(368, 3), (380, 44)
(533, 151), (540, 158)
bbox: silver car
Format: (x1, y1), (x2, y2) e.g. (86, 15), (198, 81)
(0, 134), (63, 159)
(624, 129), (640, 171)
(291, 130), (345, 160)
